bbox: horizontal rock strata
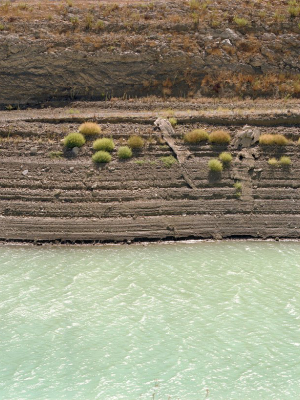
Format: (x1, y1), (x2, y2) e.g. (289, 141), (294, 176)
(0, 104), (300, 242)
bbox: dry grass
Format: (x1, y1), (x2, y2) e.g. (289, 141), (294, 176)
(259, 134), (289, 146)
(79, 122), (101, 137)
(209, 130), (231, 144)
(183, 129), (209, 144)
(127, 135), (144, 149)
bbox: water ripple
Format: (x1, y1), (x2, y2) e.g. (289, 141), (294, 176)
(0, 242), (300, 399)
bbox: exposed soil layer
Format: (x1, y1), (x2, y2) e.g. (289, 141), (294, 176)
(1, 100), (300, 243)
(1, 0), (300, 107)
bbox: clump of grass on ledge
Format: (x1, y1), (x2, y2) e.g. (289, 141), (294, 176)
(189, 0), (200, 10)
(127, 135), (144, 149)
(49, 151), (63, 159)
(169, 117), (177, 127)
(160, 155), (177, 168)
(233, 16), (250, 27)
(183, 129), (209, 144)
(234, 181), (242, 197)
(208, 159), (223, 172)
(93, 138), (114, 152)
(259, 134), (289, 146)
(92, 151), (111, 163)
(118, 146), (132, 159)
(79, 122), (101, 137)
(209, 130), (231, 144)
(219, 152), (232, 165)
(64, 132), (85, 148)
(268, 157), (278, 166)
(279, 156), (291, 166)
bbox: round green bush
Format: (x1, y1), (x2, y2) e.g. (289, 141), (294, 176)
(279, 156), (291, 166)
(127, 135), (144, 149)
(219, 152), (232, 164)
(93, 138), (114, 152)
(208, 159), (223, 172)
(268, 157), (278, 166)
(63, 132), (85, 148)
(169, 117), (177, 127)
(92, 151), (111, 163)
(118, 146), (132, 159)
(183, 129), (209, 144)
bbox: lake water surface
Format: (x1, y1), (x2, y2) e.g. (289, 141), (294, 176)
(0, 241), (300, 399)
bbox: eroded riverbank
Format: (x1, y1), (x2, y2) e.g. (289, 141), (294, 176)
(1, 100), (300, 243)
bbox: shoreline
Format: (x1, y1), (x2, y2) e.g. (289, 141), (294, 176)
(1, 236), (299, 248)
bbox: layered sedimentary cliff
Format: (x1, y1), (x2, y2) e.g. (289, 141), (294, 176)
(0, 101), (300, 242)
(1, 0), (300, 107)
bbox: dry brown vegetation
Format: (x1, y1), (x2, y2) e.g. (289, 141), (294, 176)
(1, 0), (300, 101)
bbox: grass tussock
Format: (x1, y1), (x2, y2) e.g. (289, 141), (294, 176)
(92, 150), (112, 163)
(49, 151), (63, 159)
(208, 159), (223, 172)
(279, 156), (291, 166)
(127, 135), (144, 149)
(93, 138), (114, 152)
(183, 129), (209, 144)
(118, 146), (132, 159)
(259, 134), (289, 146)
(160, 155), (177, 168)
(259, 133), (289, 146)
(169, 117), (177, 127)
(209, 130), (231, 144)
(234, 181), (242, 197)
(219, 152), (232, 164)
(79, 122), (101, 137)
(63, 132), (85, 148)
(268, 157), (278, 166)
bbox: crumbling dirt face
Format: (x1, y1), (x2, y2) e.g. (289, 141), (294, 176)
(1, 0), (300, 107)
(1, 100), (300, 243)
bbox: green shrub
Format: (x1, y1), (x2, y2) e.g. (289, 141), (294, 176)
(95, 20), (105, 31)
(169, 117), (177, 127)
(219, 152), (232, 164)
(64, 132), (85, 148)
(234, 16), (250, 26)
(183, 129), (209, 144)
(160, 155), (177, 168)
(209, 130), (231, 144)
(208, 159), (223, 172)
(93, 138), (114, 152)
(92, 151), (111, 163)
(288, 3), (300, 17)
(234, 181), (242, 197)
(127, 135), (144, 149)
(268, 157), (278, 166)
(279, 156), (291, 166)
(234, 182), (242, 191)
(79, 122), (101, 137)
(118, 146), (132, 159)
(259, 134), (289, 146)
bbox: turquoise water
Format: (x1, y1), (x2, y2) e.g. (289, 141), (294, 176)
(0, 241), (300, 400)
